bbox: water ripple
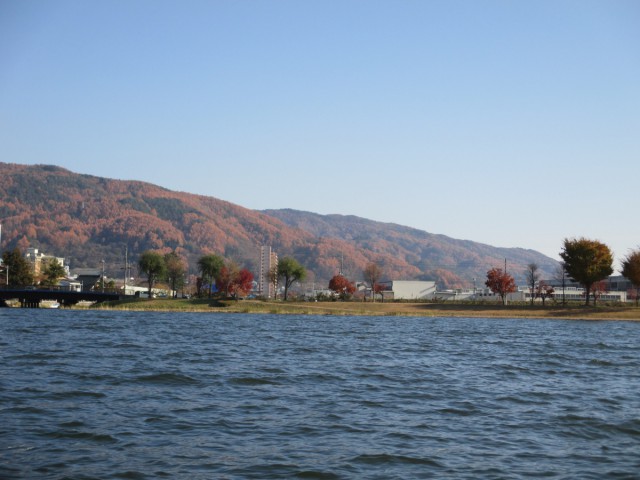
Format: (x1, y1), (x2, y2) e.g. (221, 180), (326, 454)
(133, 373), (201, 385)
(2, 311), (640, 479)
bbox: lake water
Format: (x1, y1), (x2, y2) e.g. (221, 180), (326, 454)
(1, 310), (639, 479)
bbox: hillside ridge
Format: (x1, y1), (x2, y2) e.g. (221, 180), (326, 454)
(0, 162), (558, 287)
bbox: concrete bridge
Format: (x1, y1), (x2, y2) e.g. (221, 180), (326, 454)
(0, 288), (124, 308)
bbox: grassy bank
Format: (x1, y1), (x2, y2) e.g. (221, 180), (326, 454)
(92, 298), (640, 320)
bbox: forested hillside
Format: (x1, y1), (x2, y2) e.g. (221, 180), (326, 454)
(0, 163), (557, 287)
(262, 209), (560, 286)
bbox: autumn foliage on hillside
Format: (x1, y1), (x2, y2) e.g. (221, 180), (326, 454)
(0, 163), (558, 287)
(263, 209), (559, 287)
(0, 163), (426, 283)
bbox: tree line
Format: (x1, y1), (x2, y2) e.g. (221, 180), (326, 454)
(137, 251), (256, 300)
(484, 238), (640, 306)
(137, 251), (311, 301)
(4, 237), (640, 307)
(138, 253), (388, 302)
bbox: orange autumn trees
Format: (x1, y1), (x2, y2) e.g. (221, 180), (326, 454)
(328, 274), (356, 300)
(216, 262), (255, 299)
(485, 268), (517, 305)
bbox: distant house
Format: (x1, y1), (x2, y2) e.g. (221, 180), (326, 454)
(128, 285), (171, 298)
(73, 269), (102, 292)
(58, 278), (82, 292)
(25, 248), (68, 277)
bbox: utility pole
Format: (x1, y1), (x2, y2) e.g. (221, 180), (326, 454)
(504, 258), (508, 305)
(101, 259), (105, 293)
(561, 262), (567, 306)
(123, 246), (128, 295)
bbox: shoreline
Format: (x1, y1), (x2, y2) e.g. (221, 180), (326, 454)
(90, 298), (640, 321)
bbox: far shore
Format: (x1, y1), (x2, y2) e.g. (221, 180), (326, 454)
(90, 298), (640, 321)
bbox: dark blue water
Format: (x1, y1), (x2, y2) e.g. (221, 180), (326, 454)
(1, 310), (639, 479)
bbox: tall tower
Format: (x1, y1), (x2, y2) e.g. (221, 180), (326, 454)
(259, 246), (278, 298)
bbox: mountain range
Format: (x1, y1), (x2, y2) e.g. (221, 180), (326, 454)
(0, 162), (558, 288)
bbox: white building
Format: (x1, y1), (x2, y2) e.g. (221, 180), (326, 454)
(432, 289), (477, 301)
(523, 286), (627, 303)
(541, 275), (634, 302)
(474, 286), (628, 303)
(474, 288), (527, 303)
(258, 246), (278, 299)
(380, 280), (437, 300)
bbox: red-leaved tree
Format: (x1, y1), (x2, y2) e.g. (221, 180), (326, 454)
(485, 268), (517, 305)
(328, 274), (356, 300)
(217, 264), (254, 300)
(231, 268), (254, 299)
(373, 282), (388, 302)
(215, 265), (235, 297)
(590, 280), (608, 307)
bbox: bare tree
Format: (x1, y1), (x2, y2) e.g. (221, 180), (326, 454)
(535, 280), (555, 306)
(554, 262), (568, 306)
(525, 263), (540, 305)
(363, 262), (383, 302)
(591, 280), (608, 307)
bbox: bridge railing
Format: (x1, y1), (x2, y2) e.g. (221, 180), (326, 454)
(0, 285), (122, 294)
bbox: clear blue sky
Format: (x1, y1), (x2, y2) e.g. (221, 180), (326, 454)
(1, 0), (638, 269)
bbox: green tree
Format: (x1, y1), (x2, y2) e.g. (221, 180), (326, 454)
(559, 237), (613, 306)
(197, 254), (224, 298)
(164, 251), (187, 298)
(277, 257), (306, 301)
(42, 259), (66, 287)
(2, 248), (34, 287)
(621, 249), (640, 307)
(97, 278), (116, 292)
(138, 251), (166, 299)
